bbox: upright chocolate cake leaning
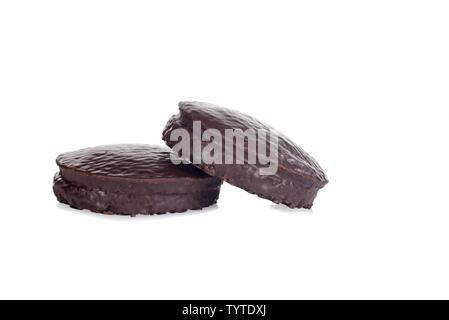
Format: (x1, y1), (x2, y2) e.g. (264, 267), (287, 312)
(163, 101), (328, 209)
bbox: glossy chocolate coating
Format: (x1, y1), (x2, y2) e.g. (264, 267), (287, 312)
(53, 144), (222, 215)
(162, 102), (328, 208)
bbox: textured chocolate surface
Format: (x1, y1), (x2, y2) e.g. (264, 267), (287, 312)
(53, 144), (222, 216)
(162, 101), (328, 208)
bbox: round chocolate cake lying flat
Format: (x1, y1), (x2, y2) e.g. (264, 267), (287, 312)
(53, 144), (222, 216)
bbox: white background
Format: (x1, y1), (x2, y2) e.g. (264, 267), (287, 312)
(1, 1), (448, 299)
